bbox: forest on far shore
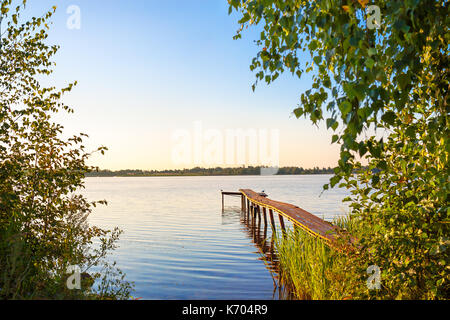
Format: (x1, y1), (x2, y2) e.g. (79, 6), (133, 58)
(85, 166), (336, 177)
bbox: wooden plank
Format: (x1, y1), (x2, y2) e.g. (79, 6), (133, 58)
(240, 189), (353, 247)
(221, 191), (242, 196)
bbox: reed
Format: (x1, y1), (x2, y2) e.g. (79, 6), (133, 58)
(274, 216), (358, 300)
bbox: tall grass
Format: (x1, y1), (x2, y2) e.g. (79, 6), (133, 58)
(275, 216), (360, 300)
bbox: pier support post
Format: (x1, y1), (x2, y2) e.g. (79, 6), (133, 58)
(269, 209), (276, 235)
(246, 200), (249, 219)
(236, 189), (346, 249)
(278, 214), (286, 236)
(263, 223), (267, 247)
(257, 210), (261, 233)
(262, 207), (267, 227)
(251, 204), (256, 225)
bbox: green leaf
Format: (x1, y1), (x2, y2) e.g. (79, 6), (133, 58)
(330, 175), (341, 188)
(365, 58), (375, 69)
(332, 134), (339, 143)
(339, 101), (352, 116)
(308, 40), (319, 51)
(293, 107), (303, 118)
(354, 85), (365, 101)
(381, 111), (397, 126)
(368, 48), (377, 56)
(313, 56), (322, 65)
(397, 74), (410, 90)
(372, 175), (380, 185)
(326, 118), (336, 129)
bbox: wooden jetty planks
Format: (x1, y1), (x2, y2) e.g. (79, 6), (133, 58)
(221, 191), (242, 196)
(239, 189), (343, 245)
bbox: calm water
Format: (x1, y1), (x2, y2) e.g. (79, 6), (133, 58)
(83, 175), (349, 299)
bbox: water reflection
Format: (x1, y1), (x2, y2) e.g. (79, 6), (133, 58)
(85, 175), (347, 299)
(222, 205), (293, 300)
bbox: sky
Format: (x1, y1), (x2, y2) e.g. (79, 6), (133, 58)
(22, 0), (342, 170)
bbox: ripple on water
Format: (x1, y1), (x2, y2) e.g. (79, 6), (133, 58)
(83, 175), (349, 299)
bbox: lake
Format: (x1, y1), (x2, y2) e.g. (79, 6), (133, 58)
(83, 175), (349, 299)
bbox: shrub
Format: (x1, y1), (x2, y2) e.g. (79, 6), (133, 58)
(0, 0), (133, 299)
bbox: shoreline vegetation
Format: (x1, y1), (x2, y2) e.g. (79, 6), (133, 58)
(1, 2), (133, 299)
(1, 0), (447, 301)
(86, 166), (335, 177)
(275, 217), (361, 300)
(229, 0), (448, 300)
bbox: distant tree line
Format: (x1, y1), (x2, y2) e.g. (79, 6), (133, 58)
(85, 166), (336, 177)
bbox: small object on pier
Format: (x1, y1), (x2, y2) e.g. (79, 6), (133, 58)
(258, 191), (268, 197)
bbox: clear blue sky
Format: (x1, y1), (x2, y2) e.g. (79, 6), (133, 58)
(24, 0), (341, 170)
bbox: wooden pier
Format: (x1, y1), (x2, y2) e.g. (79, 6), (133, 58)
(222, 189), (351, 248)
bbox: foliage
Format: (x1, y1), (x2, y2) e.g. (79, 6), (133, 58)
(0, 0), (133, 299)
(229, 0), (449, 299)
